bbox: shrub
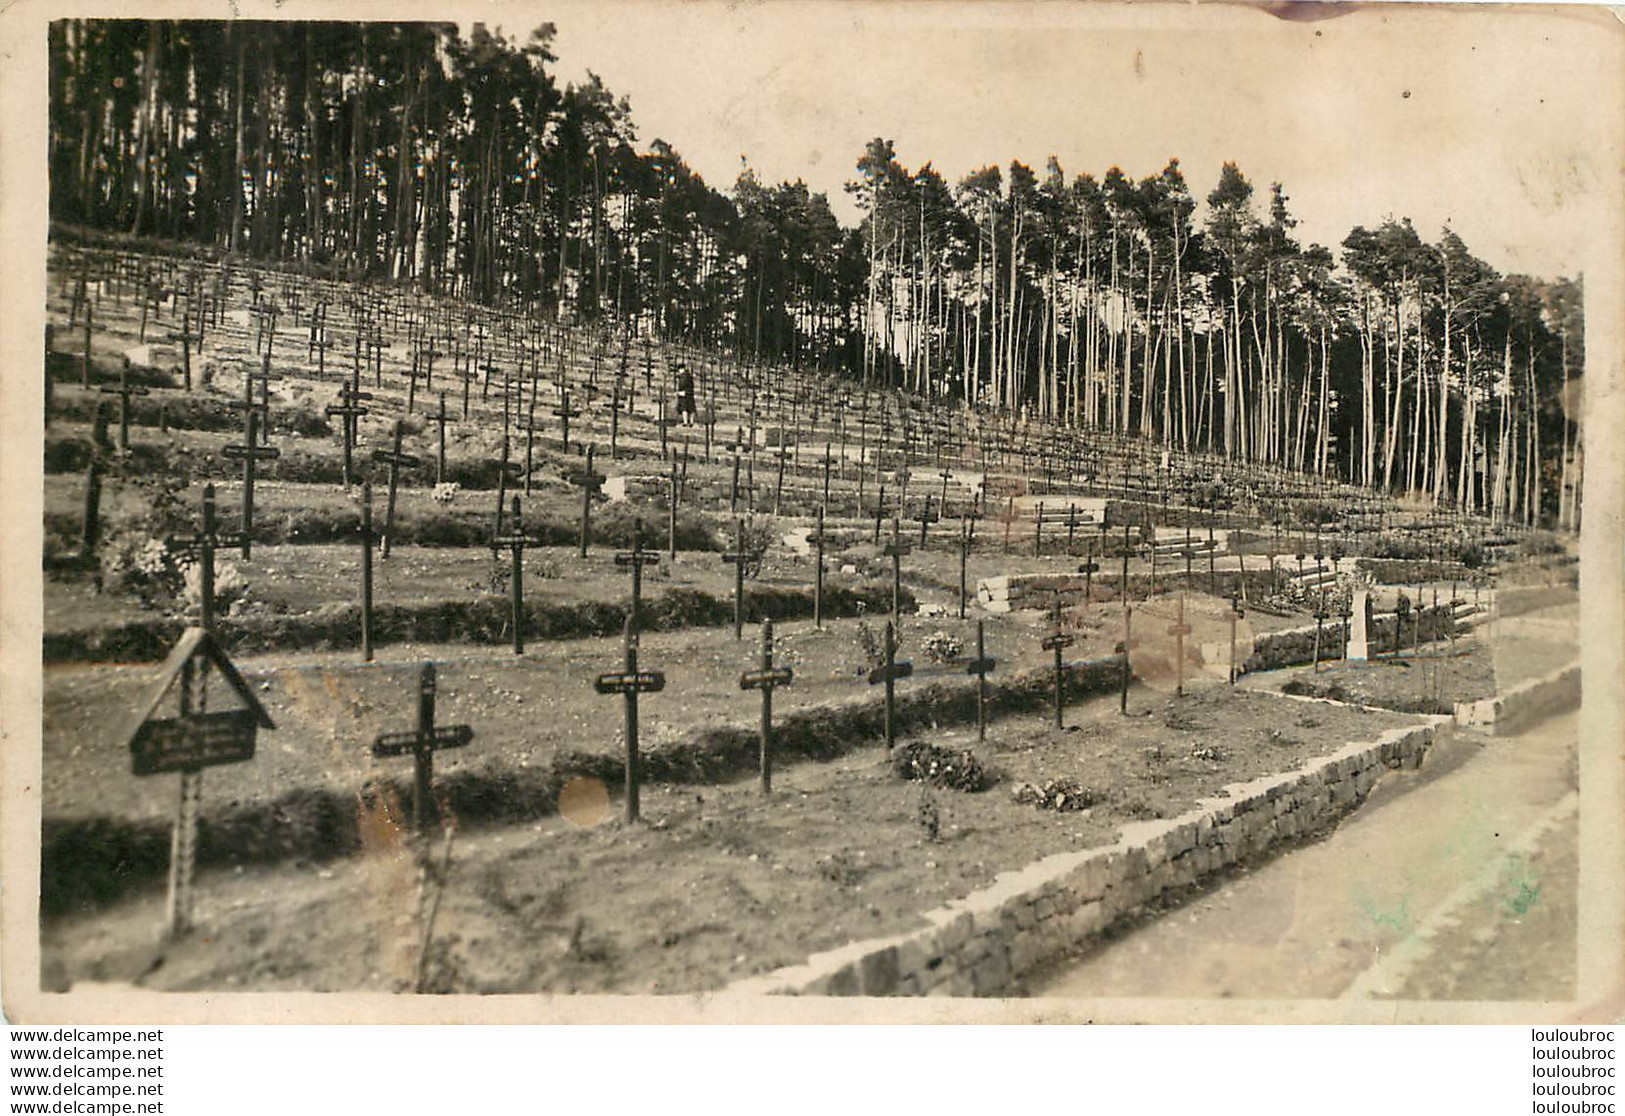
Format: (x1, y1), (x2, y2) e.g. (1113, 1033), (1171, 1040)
(891, 740), (987, 792)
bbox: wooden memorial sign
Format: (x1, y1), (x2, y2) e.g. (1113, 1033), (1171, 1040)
(372, 663), (474, 835)
(866, 621), (913, 750)
(738, 619), (794, 794)
(120, 627), (276, 937)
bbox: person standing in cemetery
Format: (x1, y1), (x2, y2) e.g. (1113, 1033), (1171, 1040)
(676, 362), (696, 427)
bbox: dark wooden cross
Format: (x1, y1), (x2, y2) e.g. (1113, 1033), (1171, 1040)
(965, 619), (997, 742)
(739, 618), (795, 795)
(99, 361), (150, 450)
(1169, 593), (1193, 696)
(430, 392), (454, 484)
(884, 517), (913, 624)
(221, 411), (280, 559)
(957, 516), (977, 619)
(552, 389), (582, 452)
(813, 505), (827, 629)
(1228, 592), (1246, 684)
(169, 310), (202, 392)
(820, 443), (838, 508)
(1079, 536), (1102, 605)
(493, 435), (523, 539)
(867, 620), (913, 750)
(594, 615), (666, 824)
(359, 481), (375, 662)
(917, 493), (940, 549)
(167, 484), (246, 631)
(566, 445), (605, 558)
(1041, 595), (1077, 728)
(371, 663), (474, 835)
(721, 517), (760, 640)
(614, 517), (662, 630)
(325, 381), (371, 488)
(491, 496), (541, 655)
(371, 419), (421, 560)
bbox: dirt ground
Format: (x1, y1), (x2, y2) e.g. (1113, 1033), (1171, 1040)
(42, 684), (1421, 994)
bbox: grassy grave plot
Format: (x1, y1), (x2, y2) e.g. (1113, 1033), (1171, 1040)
(40, 685), (1423, 994)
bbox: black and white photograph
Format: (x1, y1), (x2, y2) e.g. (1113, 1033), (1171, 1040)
(3, 0), (1621, 1025)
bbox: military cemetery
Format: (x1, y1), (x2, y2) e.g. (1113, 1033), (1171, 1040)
(34, 18), (1586, 1000)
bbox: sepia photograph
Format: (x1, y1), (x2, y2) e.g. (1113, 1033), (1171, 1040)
(3, 0), (1621, 1025)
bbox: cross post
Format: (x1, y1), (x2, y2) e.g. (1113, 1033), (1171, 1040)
(371, 663), (474, 835)
(867, 621), (913, 749)
(739, 618), (795, 795)
(720, 517), (758, 640)
(221, 411), (280, 559)
(371, 419), (421, 560)
(884, 517), (912, 624)
(491, 496), (540, 654)
(614, 517), (662, 630)
(594, 615), (666, 824)
(1041, 595), (1077, 727)
(965, 620), (997, 743)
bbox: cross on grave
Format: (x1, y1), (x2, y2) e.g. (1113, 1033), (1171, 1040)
(964, 619), (998, 742)
(1311, 598), (1330, 673)
(120, 626), (274, 939)
(99, 361), (150, 451)
(168, 310), (201, 392)
(325, 381), (372, 488)
(553, 389), (582, 451)
(917, 493), (940, 549)
(492, 435), (524, 539)
(1228, 593), (1247, 684)
(310, 326), (335, 378)
(80, 301), (94, 388)
(221, 411), (281, 559)
(867, 621), (913, 750)
(820, 443), (838, 507)
(957, 516), (978, 619)
(1164, 592), (1196, 697)
(167, 485), (246, 631)
(721, 517), (762, 640)
(884, 517), (913, 624)
(615, 517), (662, 630)
(554, 445), (603, 559)
(1041, 595), (1077, 728)
(1079, 537), (1101, 605)
(813, 505), (827, 628)
(595, 615), (666, 824)
(668, 459), (683, 559)
(430, 393), (454, 484)
(739, 618), (795, 795)
(371, 419), (421, 560)
(491, 496), (542, 654)
(371, 663), (475, 835)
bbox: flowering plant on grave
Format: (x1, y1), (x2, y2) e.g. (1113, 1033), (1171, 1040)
(920, 629), (964, 664)
(179, 556), (248, 618)
(432, 481), (461, 505)
(100, 531), (184, 607)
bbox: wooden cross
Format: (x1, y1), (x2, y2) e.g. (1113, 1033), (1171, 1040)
(567, 445), (605, 558)
(965, 619), (997, 742)
(491, 496), (541, 654)
(820, 443), (838, 508)
(1168, 593), (1193, 696)
(739, 618), (795, 795)
(957, 516), (977, 619)
(371, 663), (474, 835)
(553, 389), (582, 451)
(917, 493), (940, 549)
(1041, 595), (1077, 727)
(594, 615), (666, 824)
(167, 484), (246, 631)
(614, 517), (662, 630)
(310, 325), (335, 378)
(371, 419), (421, 560)
(884, 517), (913, 624)
(169, 310), (202, 392)
(430, 392), (454, 484)
(493, 435), (523, 539)
(99, 361), (150, 451)
(324, 381), (371, 488)
(720, 517), (760, 640)
(359, 481), (376, 662)
(221, 411), (280, 559)
(1228, 594), (1246, 684)
(867, 620), (913, 750)
(1079, 537), (1101, 605)
(813, 505), (827, 629)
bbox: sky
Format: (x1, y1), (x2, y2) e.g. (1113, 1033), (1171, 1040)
(463, 0), (1623, 282)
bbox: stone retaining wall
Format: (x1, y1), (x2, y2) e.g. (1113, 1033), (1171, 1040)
(728, 716), (1448, 997)
(1454, 661), (1581, 734)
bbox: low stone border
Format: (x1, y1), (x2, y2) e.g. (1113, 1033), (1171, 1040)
(1454, 661), (1580, 735)
(727, 716), (1449, 997)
